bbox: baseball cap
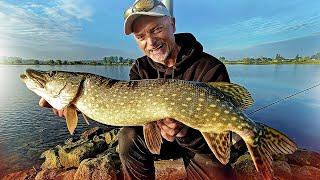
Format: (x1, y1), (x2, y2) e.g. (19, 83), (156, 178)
(124, 0), (171, 35)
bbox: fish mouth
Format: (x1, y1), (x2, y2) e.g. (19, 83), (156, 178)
(20, 69), (46, 88)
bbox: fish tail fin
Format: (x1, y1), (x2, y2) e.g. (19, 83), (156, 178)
(246, 122), (297, 180)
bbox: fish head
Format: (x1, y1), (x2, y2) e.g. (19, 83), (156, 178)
(20, 69), (84, 110)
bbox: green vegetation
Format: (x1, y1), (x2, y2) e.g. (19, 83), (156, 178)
(219, 52), (320, 65)
(0, 56), (135, 65)
(1, 53), (320, 65)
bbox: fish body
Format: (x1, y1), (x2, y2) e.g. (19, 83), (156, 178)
(20, 69), (297, 180)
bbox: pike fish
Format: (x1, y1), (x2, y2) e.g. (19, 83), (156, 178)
(20, 69), (297, 180)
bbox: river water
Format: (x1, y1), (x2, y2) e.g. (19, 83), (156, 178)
(0, 64), (319, 176)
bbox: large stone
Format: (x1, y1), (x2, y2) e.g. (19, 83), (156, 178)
(35, 168), (76, 180)
(57, 139), (107, 168)
(290, 164), (320, 180)
(287, 149), (320, 169)
(104, 129), (119, 148)
(273, 161), (292, 180)
(155, 158), (187, 180)
(2, 168), (37, 180)
(40, 149), (62, 169)
(232, 154), (262, 180)
(81, 127), (104, 140)
(73, 154), (118, 180)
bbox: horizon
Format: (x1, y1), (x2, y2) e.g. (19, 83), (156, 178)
(0, 0), (319, 60)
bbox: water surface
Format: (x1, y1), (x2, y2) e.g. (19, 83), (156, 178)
(0, 64), (319, 176)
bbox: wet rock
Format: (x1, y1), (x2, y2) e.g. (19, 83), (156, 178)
(104, 129), (119, 148)
(232, 154), (262, 180)
(287, 149), (320, 169)
(155, 158), (187, 180)
(73, 154), (118, 180)
(2, 168), (37, 180)
(290, 164), (320, 180)
(41, 136), (108, 169)
(35, 168), (76, 180)
(57, 139), (107, 168)
(81, 127), (104, 140)
(40, 149), (62, 169)
(273, 161), (292, 180)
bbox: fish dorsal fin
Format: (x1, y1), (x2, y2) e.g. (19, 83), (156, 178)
(143, 122), (163, 154)
(65, 106), (78, 135)
(201, 131), (231, 165)
(206, 82), (254, 109)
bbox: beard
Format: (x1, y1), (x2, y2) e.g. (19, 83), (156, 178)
(147, 43), (173, 65)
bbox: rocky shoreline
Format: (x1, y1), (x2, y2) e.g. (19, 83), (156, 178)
(2, 127), (320, 180)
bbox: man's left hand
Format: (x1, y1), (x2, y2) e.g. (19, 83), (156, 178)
(156, 118), (189, 142)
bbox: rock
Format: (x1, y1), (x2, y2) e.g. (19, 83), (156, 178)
(40, 149), (62, 169)
(35, 168), (76, 180)
(287, 149), (320, 169)
(2, 168), (37, 180)
(232, 154), (262, 180)
(73, 154), (118, 180)
(57, 139), (107, 168)
(81, 127), (104, 140)
(273, 161), (292, 180)
(155, 158), (187, 180)
(104, 129), (119, 148)
(273, 154), (288, 162)
(290, 164), (320, 180)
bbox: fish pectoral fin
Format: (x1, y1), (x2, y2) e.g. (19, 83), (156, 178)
(246, 122), (297, 180)
(206, 82), (254, 109)
(201, 131), (231, 165)
(81, 112), (90, 125)
(143, 122), (163, 155)
(65, 105), (78, 135)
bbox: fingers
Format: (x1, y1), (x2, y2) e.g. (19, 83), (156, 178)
(157, 120), (180, 136)
(39, 98), (65, 118)
(160, 130), (175, 142)
(157, 118), (188, 142)
(162, 118), (183, 129)
(176, 126), (189, 138)
(39, 98), (52, 108)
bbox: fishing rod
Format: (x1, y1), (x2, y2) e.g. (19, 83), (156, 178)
(247, 82), (320, 115)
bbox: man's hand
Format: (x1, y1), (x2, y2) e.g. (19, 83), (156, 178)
(39, 98), (66, 117)
(156, 118), (189, 142)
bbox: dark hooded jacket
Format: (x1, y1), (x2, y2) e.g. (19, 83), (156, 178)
(128, 33), (232, 151)
(129, 33), (230, 83)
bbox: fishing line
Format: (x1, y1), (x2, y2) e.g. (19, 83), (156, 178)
(248, 82), (320, 115)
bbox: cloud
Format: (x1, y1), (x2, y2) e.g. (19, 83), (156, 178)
(57, 0), (92, 21)
(213, 34), (320, 59)
(206, 9), (320, 50)
(0, 1), (131, 59)
(0, 1), (81, 46)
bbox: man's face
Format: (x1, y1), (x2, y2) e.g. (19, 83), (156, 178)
(132, 16), (176, 64)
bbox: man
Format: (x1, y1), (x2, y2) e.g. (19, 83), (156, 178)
(39, 0), (241, 179)
(119, 0), (239, 180)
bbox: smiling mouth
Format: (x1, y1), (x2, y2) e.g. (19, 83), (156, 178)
(149, 44), (163, 53)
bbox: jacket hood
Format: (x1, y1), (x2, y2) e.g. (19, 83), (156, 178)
(146, 33), (204, 77)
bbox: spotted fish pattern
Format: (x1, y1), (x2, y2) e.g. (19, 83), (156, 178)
(20, 69), (297, 180)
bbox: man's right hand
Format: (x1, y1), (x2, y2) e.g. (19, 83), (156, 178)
(39, 98), (66, 117)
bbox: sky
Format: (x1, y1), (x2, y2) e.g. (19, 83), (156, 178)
(0, 0), (319, 60)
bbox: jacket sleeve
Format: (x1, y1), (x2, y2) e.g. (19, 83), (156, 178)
(129, 62), (142, 80)
(202, 63), (230, 83)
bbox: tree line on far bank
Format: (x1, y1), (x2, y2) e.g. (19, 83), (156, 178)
(1, 53), (320, 65)
(0, 56), (135, 65)
(219, 52), (320, 64)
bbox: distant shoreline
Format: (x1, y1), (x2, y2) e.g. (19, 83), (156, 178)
(1, 62), (320, 66)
